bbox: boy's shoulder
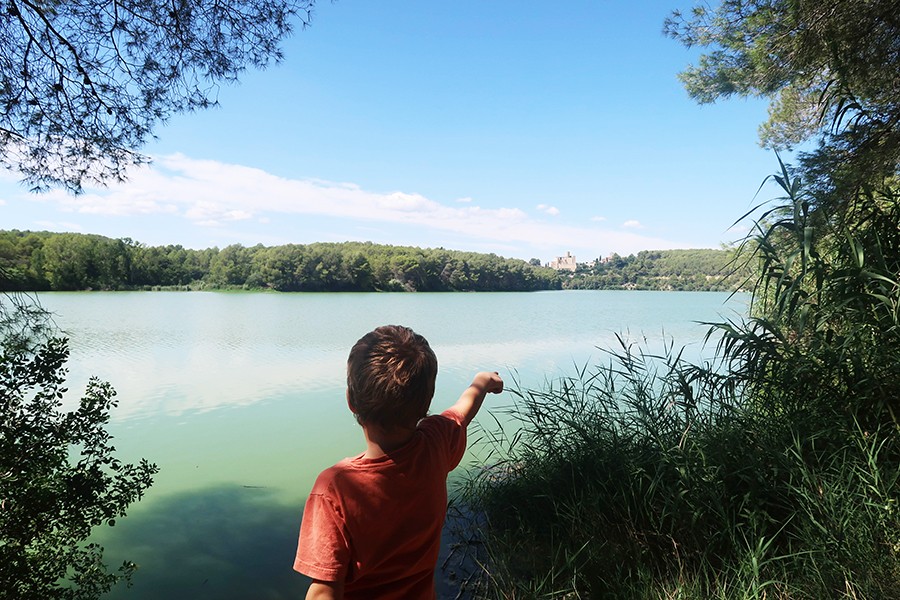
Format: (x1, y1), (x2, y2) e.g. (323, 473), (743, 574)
(422, 408), (465, 428)
(309, 456), (358, 493)
(415, 410), (466, 446)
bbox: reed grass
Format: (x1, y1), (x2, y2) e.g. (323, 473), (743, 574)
(453, 170), (900, 599)
(456, 348), (900, 599)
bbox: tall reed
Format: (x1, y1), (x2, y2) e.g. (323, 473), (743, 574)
(454, 169), (900, 599)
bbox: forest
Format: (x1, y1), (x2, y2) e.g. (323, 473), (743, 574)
(0, 231), (562, 292)
(0, 230), (745, 293)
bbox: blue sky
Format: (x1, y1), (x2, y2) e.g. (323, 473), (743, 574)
(0, 0), (786, 263)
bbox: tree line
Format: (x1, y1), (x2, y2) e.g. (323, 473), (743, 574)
(0, 231), (562, 292)
(563, 248), (750, 292)
(0, 230), (753, 294)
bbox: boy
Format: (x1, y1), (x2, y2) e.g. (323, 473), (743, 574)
(294, 324), (503, 600)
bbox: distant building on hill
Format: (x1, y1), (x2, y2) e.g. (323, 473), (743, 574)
(549, 251), (577, 272)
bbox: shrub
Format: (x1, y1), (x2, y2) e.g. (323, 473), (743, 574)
(0, 294), (158, 599)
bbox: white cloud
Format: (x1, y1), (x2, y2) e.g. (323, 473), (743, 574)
(536, 204), (560, 216)
(25, 153), (692, 257)
(52, 153), (536, 236)
(623, 220), (643, 229)
(379, 191), (433, 212)
(590, 215), (606, 222)
(456, 197), (473, 203)
(37, 186), (179, 217)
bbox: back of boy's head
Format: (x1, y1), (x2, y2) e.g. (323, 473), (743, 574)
(347, 325), (438, 430)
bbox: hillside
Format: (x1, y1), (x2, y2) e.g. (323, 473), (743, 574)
(563, 248), (750, 292)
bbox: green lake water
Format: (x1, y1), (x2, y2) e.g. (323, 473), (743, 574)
(36, 290), (747, 599)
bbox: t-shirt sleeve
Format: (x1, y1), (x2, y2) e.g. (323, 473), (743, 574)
(294, 485), (351, 582)
(419, 410), (467, 471)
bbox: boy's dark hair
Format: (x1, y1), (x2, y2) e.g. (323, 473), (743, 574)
(347, 325), (438, 430)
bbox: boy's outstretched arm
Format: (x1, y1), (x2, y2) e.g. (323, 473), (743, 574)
(306, 579), (343, 600)
(448, 371), (504, 427)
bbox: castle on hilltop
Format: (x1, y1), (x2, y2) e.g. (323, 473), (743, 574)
(549, 251), (577, 272)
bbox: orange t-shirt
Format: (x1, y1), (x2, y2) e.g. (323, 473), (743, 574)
(294, 409), (467, 599)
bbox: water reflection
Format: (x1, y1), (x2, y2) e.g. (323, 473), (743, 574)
(98, 485), (304, 600)
(39, 291), (743, 419)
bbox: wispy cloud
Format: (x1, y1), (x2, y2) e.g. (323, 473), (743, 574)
(590, 215), (606, 222)
(21, 154), (690, 256)
(622, 219), (643, 229)
(36, 155), (530, 229)
(536, 204), (560, 216)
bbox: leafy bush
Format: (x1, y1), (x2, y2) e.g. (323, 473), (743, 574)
(0, 294), (157, 599)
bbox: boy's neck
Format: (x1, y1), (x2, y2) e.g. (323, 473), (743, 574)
(361, 423), (417, 459)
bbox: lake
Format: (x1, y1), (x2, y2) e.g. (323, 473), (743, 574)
(35, 290), (747, 599)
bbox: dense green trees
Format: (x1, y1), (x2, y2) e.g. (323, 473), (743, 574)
(664, 0), (900, 429)
(666, 0), (900, 421)
(564, 248), (749, 291)
(0, 232), (561, 293)
(665, 0), (900, 197)
(0, 230), (761, 293)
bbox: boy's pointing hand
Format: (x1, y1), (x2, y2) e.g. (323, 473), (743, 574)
(452, 371), (504, 426)
(475, 371), (504, 395)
